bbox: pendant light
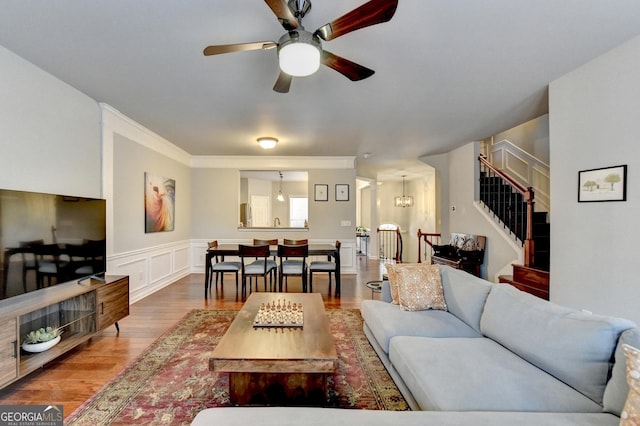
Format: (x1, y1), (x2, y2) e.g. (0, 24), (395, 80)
(394, 175), (414, 208)
(277, 171), (285, 202)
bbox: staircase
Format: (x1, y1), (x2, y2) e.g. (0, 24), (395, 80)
(478, 155), (550, 299)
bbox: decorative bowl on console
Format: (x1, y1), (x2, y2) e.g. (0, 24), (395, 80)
(22, 327), (63, 353)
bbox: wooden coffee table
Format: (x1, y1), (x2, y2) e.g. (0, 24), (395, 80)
(209, 292), (338, 405)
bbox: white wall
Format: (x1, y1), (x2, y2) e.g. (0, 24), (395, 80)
(549, 35), (640, 324)
(420, 153), (450, 238)
(494, 114), (550, 164)
(189, 166), (357, 273)
(0, 45), (102, 197)
(102, 106), (192, 302)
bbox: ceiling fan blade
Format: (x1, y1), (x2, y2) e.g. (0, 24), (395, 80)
(315, 0), (398, 41)
(264, 0), (299, 30)
(273, 72), (293, 93)
(203, 41), (277, 56)
(321, 50), (374, 81)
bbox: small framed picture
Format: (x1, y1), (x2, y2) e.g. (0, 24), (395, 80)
(335, 184), (349, 201)
(578, 165), (627, 202)
(314, 184), (328, 201)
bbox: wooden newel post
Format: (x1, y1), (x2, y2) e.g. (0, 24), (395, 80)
(523, 187), (535, 267)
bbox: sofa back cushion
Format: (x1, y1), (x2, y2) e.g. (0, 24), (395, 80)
(481, 284), (635, 404)
(603, 328), (640, 415)
(440, 266), (492, 334)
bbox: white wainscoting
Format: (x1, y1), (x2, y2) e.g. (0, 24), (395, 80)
(107, 240), (191, 303)
(108, 239), (356, 304)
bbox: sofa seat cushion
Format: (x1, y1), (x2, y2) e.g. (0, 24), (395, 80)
(388, 336), (604, 412)
(481, 284), (636, 404)
(360, 300), (480, 354)
(191, 407), (620, 426)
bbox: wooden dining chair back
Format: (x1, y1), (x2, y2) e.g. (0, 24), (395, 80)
(308, 240), (341, 293)
(283, 239), (308, 245)
(239, 244), (277, 294)
(253, 239), (278, 246)
(206, 240), (241, 297)
(277, 244), (309, 292)
(251, 238), (278, 281)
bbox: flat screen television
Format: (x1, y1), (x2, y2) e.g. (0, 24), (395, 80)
(0, 188), (106, 301)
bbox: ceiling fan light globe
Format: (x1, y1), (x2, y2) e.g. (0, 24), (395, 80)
(279, 42), (320, 77)
(277, 29), (322, 77)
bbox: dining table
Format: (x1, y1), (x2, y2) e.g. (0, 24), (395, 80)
(205, 243), (341, 296)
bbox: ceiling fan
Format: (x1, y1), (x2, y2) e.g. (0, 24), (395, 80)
(203, 0), (398, 93)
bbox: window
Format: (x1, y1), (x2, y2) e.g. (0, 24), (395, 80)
(289, 197), (308, 227)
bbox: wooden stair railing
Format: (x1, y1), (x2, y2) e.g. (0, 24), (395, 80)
(417, 230), (441, 263)
(478, 155), (536, 268)
(377, 226), (403, 263)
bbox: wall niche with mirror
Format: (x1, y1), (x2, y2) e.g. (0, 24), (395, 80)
(239, 170), (308, 229)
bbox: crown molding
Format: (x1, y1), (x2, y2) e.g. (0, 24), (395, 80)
(100, 103), (192, 166)
(100, 104), (355, 170)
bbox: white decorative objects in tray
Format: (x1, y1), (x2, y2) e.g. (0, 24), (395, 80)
(21, 326), (63, 353)
(253, 299), (303, 328)
(22, 335), (61, 353)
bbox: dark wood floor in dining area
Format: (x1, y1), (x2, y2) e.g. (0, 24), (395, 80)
(0, 256), (389, 416)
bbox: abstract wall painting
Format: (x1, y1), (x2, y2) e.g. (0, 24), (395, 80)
(144, 172), (175, 232)
(578, 165), (627, 202)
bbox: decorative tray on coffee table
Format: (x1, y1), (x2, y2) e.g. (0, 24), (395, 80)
(253, 299), (304, 328)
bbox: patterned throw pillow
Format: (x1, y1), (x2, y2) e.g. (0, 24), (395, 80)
(386, 264), (446, 311)
(621, 344), (640, 425)
(385, 264), (401, 304)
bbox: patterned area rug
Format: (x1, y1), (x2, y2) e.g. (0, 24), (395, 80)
(66, 309), (408, 425)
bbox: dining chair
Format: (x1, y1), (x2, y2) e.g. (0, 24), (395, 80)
(308, 240), (341, 293)
(239, 244), (277, 294)
(277, 244), (309, 292)
(207, 240), (241, 297)
(252, 238), (278, 282)
(280, 239), (308, 280)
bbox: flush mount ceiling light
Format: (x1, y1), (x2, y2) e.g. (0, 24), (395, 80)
(277, 29), (321, 77)
(277, 171), (285, 202)
(394, 175), (414, 208)
(257, 137), (278, 149)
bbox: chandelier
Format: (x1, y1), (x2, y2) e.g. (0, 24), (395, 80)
(394, 175), (414, 208)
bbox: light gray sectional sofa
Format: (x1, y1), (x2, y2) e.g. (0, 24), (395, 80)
(192, 265), (639, 425)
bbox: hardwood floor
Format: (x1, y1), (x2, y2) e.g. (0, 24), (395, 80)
(0, 256), (388, 418)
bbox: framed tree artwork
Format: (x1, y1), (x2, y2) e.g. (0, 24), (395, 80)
(578, 165), (627, 202)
